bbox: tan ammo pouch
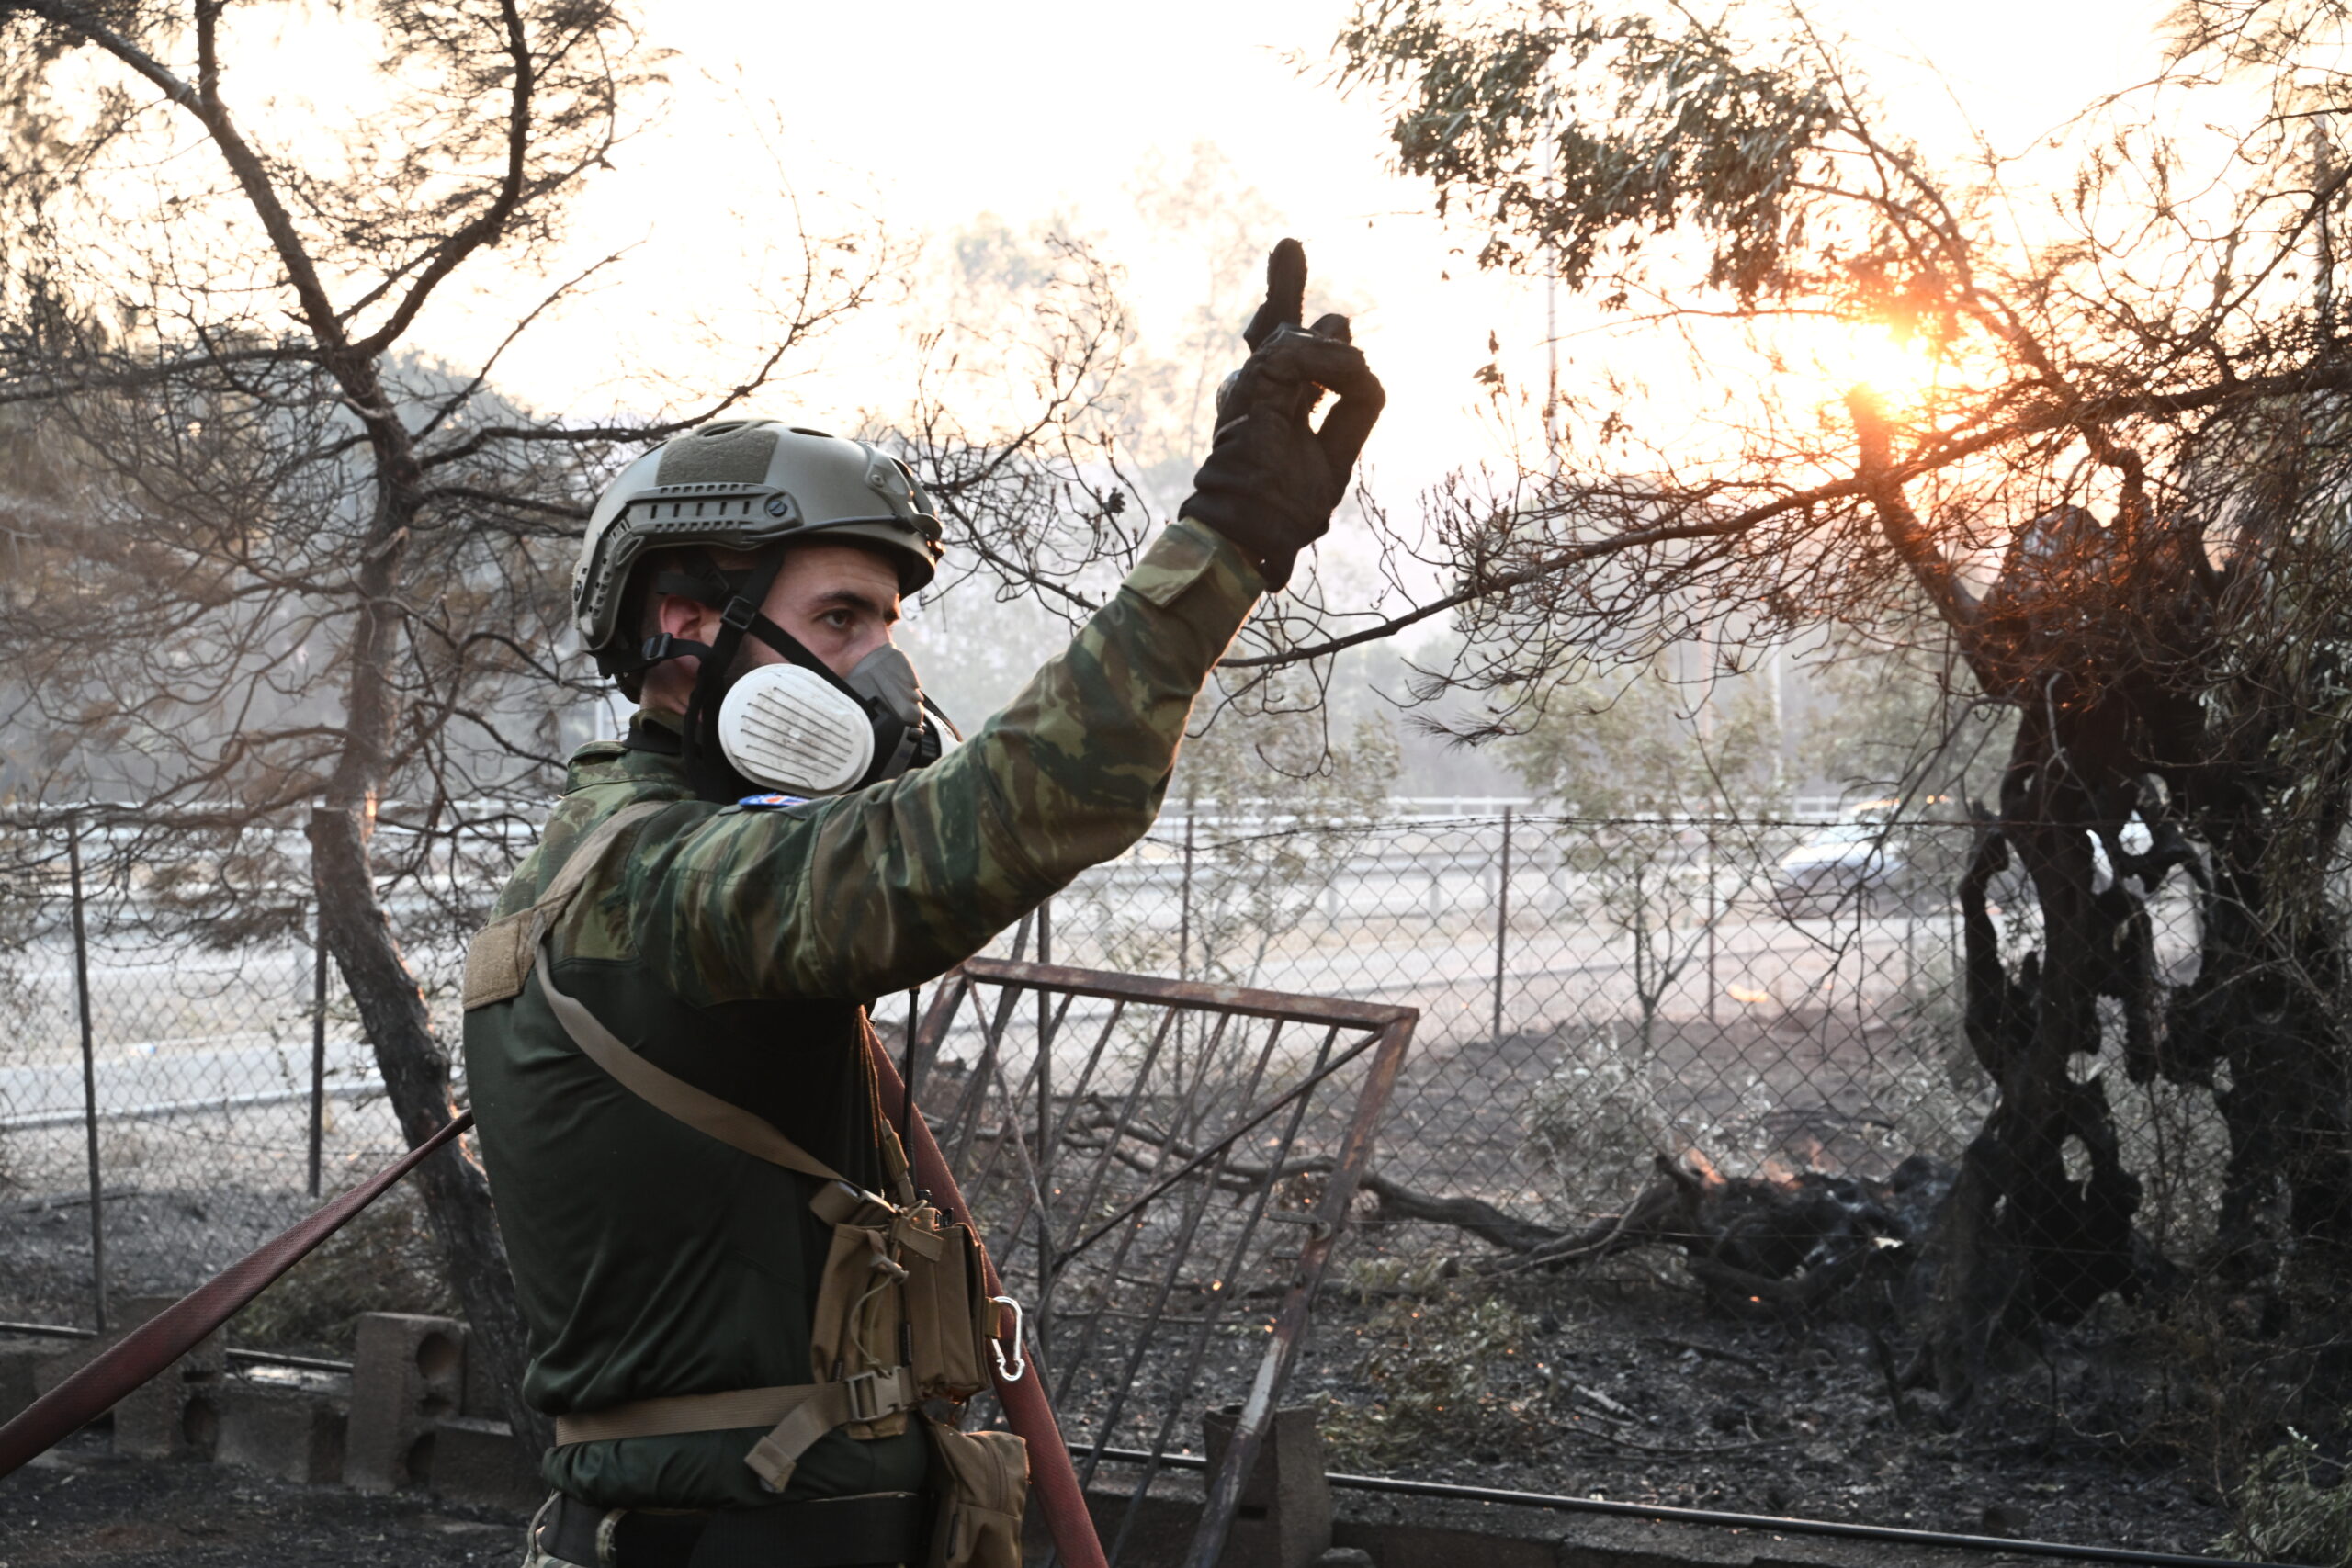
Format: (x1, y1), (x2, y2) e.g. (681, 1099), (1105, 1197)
(906, 1215), (1003, 1400)
(922, 1418), (1030, 1568)
(468, 800), (1014, 1487)
(808, 1194), (1002, 1417)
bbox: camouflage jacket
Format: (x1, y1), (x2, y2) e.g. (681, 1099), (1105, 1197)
(461, 520), (1262, 1510)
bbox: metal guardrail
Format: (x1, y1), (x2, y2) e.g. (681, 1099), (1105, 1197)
(0, 1080), (378, 1134)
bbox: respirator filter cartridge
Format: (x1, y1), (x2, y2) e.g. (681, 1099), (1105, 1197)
(716, 662), (876, 796)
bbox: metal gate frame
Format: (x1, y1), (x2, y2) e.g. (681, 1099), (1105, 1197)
(909, 958), (1417, 1568)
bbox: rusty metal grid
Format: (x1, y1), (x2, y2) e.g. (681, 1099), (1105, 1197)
(907, 958), (1416, 1568)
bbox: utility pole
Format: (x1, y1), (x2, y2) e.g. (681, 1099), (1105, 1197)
(1545, 270), (1561, 474)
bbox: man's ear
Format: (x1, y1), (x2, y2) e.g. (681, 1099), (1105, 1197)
(655, 593), (716, 641)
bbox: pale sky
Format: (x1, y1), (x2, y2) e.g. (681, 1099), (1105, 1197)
(123, 0), (2185, 740)
(68, 0), (2185, 483)
(428, 0), (2180, 496)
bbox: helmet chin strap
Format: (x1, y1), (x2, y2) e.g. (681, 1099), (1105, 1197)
(673, 553), (788, 802)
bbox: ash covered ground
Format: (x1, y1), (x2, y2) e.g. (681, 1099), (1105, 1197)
(0, 1009), (2285, 1563)
(1040, 1259), (2240, 1560)
(0, 1430), (523, 1567)
(1288, 1270), (2239, 1556)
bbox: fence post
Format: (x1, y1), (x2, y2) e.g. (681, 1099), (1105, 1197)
(66, 820), (107, 1333)
(1904, 876), (1918, 996)
(1035, 894), (1052, 1214)
(1178, 802), (1194, 982)
(310, 904), (328, 1199)
(1856, 875), (1871, 1055)
(1706, 827), (1719, 1027)
(1492, 807), (1512, 1041)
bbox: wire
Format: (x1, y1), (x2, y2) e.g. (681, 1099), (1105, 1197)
(902, 986), (922, 1188)
(1077, 1447), (2278, 1568)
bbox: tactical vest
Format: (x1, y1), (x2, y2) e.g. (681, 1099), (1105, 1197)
(463, 803), (1023, 1514)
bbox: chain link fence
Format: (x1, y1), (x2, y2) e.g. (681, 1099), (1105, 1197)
(0, 803), (2226, 1333)
(1033, 806), (2225, 1258)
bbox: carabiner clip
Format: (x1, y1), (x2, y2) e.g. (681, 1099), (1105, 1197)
(989, 1295), (1027, 1383)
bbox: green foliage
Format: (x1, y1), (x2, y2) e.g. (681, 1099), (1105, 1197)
(1796, 628), (2014, 807)
(1504, 665), (1761, 1051)
(1176, 701), (1399, 819)
(1330, 1), (1896, 304)
(1075, 705), (1399, 992)
(1521, 1021), (1675, 1213)
(1319, 1287), (1539, 1468)
(2220, 1429), (2352, 1568)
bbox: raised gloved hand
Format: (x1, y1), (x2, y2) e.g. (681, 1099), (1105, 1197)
(1178, 238), (1385, 591)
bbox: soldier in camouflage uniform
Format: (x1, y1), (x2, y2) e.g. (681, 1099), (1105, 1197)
(462, 241), (1380, 1568)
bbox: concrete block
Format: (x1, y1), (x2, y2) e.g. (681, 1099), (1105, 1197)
(31, 1332), (107, 1394)
(21, 1299), (226, 1459)
(432, 1414), (548, 1513)
(1074, 1480), (1204, 1568)
(346, 1311), (467, 1493)
(107, 1297), (228, 1461)
(1204, 1405), (1334, 1568)
(1348, 1527), (1551, 1568)
(217, 1373), (348, 1484)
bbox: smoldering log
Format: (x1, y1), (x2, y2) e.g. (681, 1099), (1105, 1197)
(1362, 1153), (1955, 1318)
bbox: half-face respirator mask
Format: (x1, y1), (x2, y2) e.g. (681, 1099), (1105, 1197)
(713, 642), (956, 797)
(639, 549), (957, 804)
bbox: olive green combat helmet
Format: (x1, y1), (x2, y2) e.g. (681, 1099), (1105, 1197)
(572, 420), (944, 683)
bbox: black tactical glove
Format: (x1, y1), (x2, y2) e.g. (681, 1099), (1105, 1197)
(1179, 238), (1385, 590)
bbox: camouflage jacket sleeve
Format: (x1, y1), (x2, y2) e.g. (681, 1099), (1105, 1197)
(631, 519), (1264, 1004)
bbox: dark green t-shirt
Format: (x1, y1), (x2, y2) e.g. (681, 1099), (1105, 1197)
(464, 744), (927, 1507)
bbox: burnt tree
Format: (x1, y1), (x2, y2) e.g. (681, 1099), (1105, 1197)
(1283, 0), (2352, 1415)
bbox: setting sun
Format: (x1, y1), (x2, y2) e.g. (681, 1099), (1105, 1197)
(1808, 318), (1941, 404)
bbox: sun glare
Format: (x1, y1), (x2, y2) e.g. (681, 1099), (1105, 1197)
(1809, 320), (1941, 405)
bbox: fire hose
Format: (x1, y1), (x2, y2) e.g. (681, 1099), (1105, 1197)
(0, 1059), (1113, 1568)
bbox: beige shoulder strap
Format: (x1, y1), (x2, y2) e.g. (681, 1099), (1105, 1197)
(462, 801), (669, 1010)
(537, 798), (670, 918)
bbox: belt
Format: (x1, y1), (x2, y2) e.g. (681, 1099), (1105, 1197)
(536, 1490), (929, 1568)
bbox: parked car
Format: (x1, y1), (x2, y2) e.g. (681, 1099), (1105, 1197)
(1772, 818), (1908, 918)
(1773, 799), (2145, 919)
